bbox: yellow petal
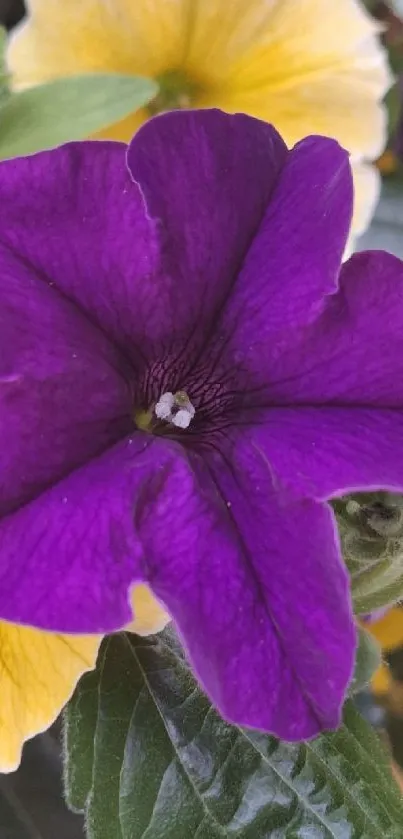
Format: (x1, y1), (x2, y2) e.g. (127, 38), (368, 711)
(371, 661), (391, 696)
(368, 608), (403, 652)
(9, 0), (391, 140)
(0, 621), (100, 772)
(365, 610), (403, 697)
(8, 0), (390, 243)
(193, 0), (391, 160)
(377, 149), (400, 177)
(186, 0), (386, 84)
(8, 0), (191, 86)
(91, 109), (147, 142)
(129, 584), (170, 637)
(0, 584), (168, 772)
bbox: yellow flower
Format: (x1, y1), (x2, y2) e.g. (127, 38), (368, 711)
(0, 586), (168, 772)
(369, 608), (403, 697)
(8, 0), (391, 241)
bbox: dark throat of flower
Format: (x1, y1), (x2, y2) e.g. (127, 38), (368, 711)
(134, 390), (196, 437)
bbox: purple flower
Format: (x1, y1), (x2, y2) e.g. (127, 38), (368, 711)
(2, 109), (403, 741)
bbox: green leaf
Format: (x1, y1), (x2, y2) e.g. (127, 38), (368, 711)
(348, 625), (382, 695)
(63, 666), (100, 813)
(63, 629), (403, 838)
(0, 73), (157, 159)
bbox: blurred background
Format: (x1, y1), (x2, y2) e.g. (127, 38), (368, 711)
(0, 0), (23, 31)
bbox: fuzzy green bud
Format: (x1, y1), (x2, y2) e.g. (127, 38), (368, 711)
(333, 492), (403, 614)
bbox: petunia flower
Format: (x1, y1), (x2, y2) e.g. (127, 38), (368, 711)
(7, 0), (391, 244)
(3, 109), (403, 756)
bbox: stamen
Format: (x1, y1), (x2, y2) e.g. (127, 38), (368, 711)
(172, 409), (193, 429)
(154, 390), (195, 429)
(155, 392), (174, 420)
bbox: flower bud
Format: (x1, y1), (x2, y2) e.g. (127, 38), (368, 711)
(333, 492), (403, 614)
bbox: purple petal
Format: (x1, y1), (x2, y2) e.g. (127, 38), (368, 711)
(214, 136), (353, 394)
(258, 251), (403, 406)
(0, 245), (131, 516)
(127, 109), (288, 350)
(247, 408), (403, 500)
(0, 112), (288, 367)
(0, 141), (159, 362)
(0, 435), (196, 633)
(139, 444), (354, 740)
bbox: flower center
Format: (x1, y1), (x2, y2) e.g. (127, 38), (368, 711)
(134, 390), (196, 434)
(147, 70), (201, 116)
(155, 390), (196, 428)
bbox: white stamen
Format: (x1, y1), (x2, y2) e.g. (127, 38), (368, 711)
(154, 390), (195, 429)
(155, 392), (174, 420)
(172, 409), (192, 429)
